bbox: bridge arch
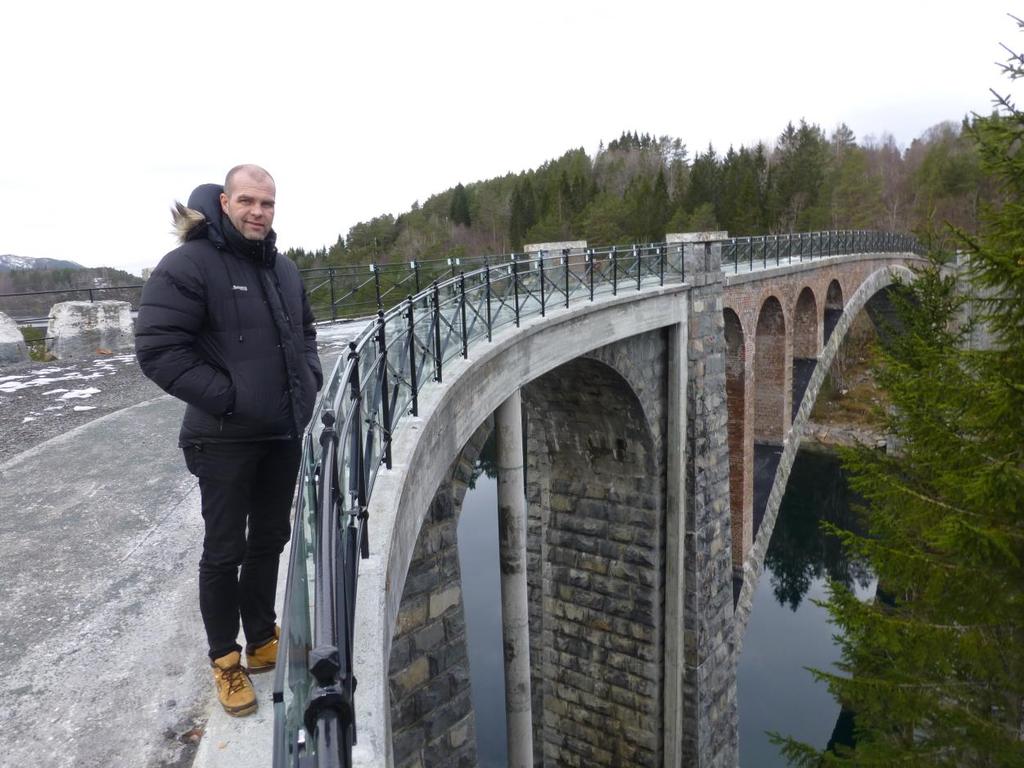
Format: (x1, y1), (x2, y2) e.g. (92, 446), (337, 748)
(355, 287), (687, 764)
(792, 287), (819, 422)
(824, 279), (844, 342)
(724, 308), (750, 571)
(524, 354), (666, 766)
(734, 264), (916, 644)
(754, 296), (787, 445)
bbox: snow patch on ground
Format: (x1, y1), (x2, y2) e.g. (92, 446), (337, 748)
(60, 388), (101, 400)
(72, 406), (97, 412)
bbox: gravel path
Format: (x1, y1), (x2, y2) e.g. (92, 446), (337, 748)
(0, 355), (165, 463)
(0, 320), (365, 465)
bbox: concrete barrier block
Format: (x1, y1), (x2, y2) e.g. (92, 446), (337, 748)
(46, 301), (134, 360)
(0, 311), (30, 364)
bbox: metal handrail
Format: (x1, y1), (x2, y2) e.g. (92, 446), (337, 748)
(272, 230), (922, 767)
(296, 230), (924, 323)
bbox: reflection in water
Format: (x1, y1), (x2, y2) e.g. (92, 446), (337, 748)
(762, 450), (873, 612)
(456, 433), (508, 768)
(460, 441), (871, 766)
(738, 448), (875, 767)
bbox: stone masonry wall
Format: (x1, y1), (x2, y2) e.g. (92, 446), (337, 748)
(523, 340), (668, 767)
(680, 240), (737, 766)
(389, 418), (493, 768)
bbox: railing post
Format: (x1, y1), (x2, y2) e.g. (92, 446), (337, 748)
(406, 296), (418, 417)
(587, 249), (595, 301)
(747, 236), (753, 272)
(431, 281), (443, 383)
(611, 246), (618, 296)
(329, 267), (337, 322)
(370, 264), (382, 310)
(348, 341), (366, 509)
(510, 255), (521, 327)
(659, 245), (665, 286)
(306, 407), (350, 766)
(348, 341), (371, 563)
(563, 248), (571, 307)
(539, 250), (546, 317)
(376, 310), (393, 470)
(411, 261), (421, 294)
(635, 245), (641, 291)
(460, 272), (468, 359)
(485, 265), (493, 343)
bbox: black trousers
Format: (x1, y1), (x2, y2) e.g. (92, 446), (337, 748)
(183, 438), (301, 660)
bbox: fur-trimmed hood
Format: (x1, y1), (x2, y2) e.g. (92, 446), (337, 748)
(172, 183), (228, 246)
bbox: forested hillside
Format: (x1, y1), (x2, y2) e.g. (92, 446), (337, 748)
(285, 118), (994, 269)
(0, 266), (143, 319)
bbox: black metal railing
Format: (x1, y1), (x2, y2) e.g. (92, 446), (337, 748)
(271, 230), (921, 768)
(295, 230), (923, 323)
(720, 230), (921, 273)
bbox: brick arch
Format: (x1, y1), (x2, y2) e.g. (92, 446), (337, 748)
(792, 287), (819, 423)
(824, 279), (844, 342)
(524, 355), (666, 767)
(734, 265), (917, 645)
(754, 296), (786, 444)
(724, 308), (749, 572)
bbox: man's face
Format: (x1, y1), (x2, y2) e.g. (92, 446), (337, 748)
(220, 172), (276, 240)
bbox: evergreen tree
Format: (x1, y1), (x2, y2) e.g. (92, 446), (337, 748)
(649, 167), (671, 241)
(768, 119), (829, 231)
(509, 177), (537, 250)
(684, 144), (721, 219)
(449, 183), (472, 227)
(774, 29), (1024, 767)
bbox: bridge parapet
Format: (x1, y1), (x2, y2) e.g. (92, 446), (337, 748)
(273, 231), (922, 768)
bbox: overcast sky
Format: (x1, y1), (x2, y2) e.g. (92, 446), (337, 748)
(0, 1), (1015, 275)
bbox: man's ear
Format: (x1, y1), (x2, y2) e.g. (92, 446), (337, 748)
(220, 192), (229, 214)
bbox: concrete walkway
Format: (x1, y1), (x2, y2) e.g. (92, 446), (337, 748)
(0, 321), (362, 768)
(0, 392), (288, 767)
(0, 394), (213, 767)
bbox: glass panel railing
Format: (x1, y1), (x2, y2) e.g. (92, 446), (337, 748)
(272, 433), (318, 764)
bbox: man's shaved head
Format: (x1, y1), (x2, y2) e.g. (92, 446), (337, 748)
(224, 164), (275, 196)
(220, 165), (277, 240)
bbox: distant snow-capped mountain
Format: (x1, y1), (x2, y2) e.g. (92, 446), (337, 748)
(0, 254), (85, 271)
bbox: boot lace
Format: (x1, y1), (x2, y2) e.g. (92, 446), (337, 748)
(222, 663), (250, 695)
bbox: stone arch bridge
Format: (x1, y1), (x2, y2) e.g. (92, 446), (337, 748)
(272, 232), (924, 768)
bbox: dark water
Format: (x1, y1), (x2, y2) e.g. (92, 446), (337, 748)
(456, 437), (509, 768)
(737, 448), (874, 766)
(457, 441), (869, 767)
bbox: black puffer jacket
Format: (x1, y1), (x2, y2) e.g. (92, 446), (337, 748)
(135, 183), (323, 446)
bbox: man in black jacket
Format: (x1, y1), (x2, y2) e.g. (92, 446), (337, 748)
(135, 165), (322, 717)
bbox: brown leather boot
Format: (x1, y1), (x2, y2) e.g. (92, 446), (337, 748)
(245, 625), (280, 674)
(211, 651), (257, 717)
